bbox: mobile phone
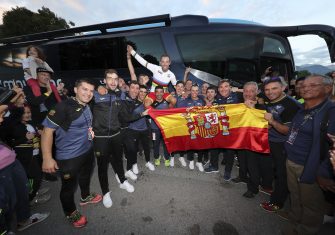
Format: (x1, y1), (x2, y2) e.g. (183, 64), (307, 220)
(0, 87), (17, 105)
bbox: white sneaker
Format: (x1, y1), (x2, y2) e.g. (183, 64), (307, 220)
(103, 192), (113, 208)
(145, 162), (155, 171)
(125, 170), (137, 181)
(179, 157), (187, 167)
(120, 180), (135, 193)
(17, 212), (50, 231)
(189, 160), (195, 170)
(170, 157), (174, 167)
(196, 162), (204, 172)
(115, 174), (120, 184)
(132, 163), (139, 175)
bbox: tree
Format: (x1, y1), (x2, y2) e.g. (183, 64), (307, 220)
(295, 70), (311, 79)
(1, 6), (75, 38)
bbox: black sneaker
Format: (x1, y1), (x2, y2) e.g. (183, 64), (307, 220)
(231, 177), (248, 184)
(204, 165), (219, 173)
(242, 191), (255, 198)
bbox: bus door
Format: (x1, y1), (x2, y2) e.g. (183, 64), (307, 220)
(266, 25), (335, 63)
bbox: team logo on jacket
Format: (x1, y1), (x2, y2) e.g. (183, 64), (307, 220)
(48, 110), (55, 116)
(182, 105), (229, 139)
(63, 173), (71, 180)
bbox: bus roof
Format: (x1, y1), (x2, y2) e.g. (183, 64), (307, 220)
(209, 18), (263, 26)
(0, 14), (266, 46)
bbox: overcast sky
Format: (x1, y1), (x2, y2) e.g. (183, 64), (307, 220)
(1, 0), (334, 66)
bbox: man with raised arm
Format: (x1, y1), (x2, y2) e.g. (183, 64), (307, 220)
(127, 45), (176, 108)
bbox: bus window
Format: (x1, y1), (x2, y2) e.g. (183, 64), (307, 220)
(0, 48), (13, 68)
(176, 32), (259, 78)
(260, 57), (291, 81)
(59, 33), (165, 71)
(263, 37), (286, 54)
(226, 59), (257, 84)
(59, 37), (126, 71)
(126, 34), (166, 66)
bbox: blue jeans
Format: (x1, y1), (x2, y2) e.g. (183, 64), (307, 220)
(0, 160), (30, 228)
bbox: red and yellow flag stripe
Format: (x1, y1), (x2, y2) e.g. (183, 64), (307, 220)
(148, 104), (270, 154)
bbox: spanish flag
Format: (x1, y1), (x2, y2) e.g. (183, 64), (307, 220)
(148, 104), (270, 154)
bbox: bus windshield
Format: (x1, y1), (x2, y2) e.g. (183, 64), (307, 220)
(176, 32), (289, 83)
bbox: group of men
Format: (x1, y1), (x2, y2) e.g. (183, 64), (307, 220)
(1, 44), (334, 234)
(42, 45), (335, 234)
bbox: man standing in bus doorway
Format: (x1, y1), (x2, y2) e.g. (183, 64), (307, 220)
(41, 79), (102, 228)
(260, 77), (301, 212)
(127, 45), (176, 108)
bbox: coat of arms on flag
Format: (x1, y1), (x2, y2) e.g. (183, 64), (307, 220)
(183, 106), (229, 140)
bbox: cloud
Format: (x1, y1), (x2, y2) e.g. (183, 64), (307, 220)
(62, 0), (86, 13)
(292, 46), (331, 66)
(0, 1), (23, 24)
(201, 0), (211, 5)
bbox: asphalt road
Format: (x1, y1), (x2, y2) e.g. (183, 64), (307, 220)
(21, 156), (286, 235)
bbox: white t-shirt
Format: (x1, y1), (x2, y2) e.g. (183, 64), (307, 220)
(26, 124), (39, 156)
(131, 50), (177, 92)
(22, 56), (54, 81)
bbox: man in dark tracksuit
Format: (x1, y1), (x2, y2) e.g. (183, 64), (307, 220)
(122, 82), (155, 174)
(205, 79), (242, 181)
(182, 84), (206, 172)
(151, 86), (172, 167)
(92, 70), (147, 209)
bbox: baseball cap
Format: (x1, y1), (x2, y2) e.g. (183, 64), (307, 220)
(36, 67), (53, 75)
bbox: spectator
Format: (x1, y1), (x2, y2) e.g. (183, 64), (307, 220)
(326, 70), (335, 97)
(22, 46), (56, 99)
(240, 82), (272, 198)
(7, 106), (50, 205)
(328, 134), (335, 174)
(0, 87), (49, 234)
(24, 67), (62, 127)
(293, 77), (305, 104)
(260, 77), (301, 212)
(281, 74), (335, 234)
